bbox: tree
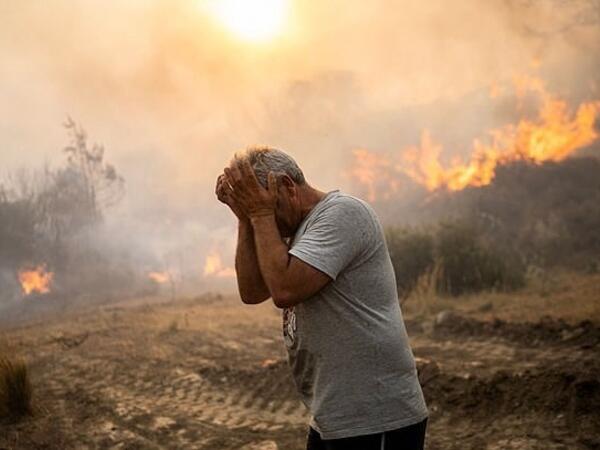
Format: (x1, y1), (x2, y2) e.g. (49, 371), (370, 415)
(63, 117), (125, 222)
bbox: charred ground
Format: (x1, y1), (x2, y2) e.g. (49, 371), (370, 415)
(1, 274), (599, 449)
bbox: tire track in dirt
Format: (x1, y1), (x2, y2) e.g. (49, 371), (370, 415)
(48, 354), (307, 449)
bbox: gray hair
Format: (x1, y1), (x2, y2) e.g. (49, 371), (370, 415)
(246, 147), (306, 188)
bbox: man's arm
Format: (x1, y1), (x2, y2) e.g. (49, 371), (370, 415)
(235, 220), (271, 304)
(224, 159), (331, 308)
(250, 213), (331, 309)
(215, 172), (270, 305)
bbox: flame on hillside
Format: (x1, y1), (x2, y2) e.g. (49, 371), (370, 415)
(350, 76), (600, 198)
(204, 250), (235, 278)
(18, 266), (53, 295)
(148, 271), (170, 284)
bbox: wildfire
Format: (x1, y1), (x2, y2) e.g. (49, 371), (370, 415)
(148, 271), (170, 284)
(350, 76), (600, 196)
(18, 266), (53, 295)
(346, 150), (402, 202)
(204, 250), (235, 278)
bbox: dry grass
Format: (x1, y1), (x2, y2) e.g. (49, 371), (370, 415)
(402, 270), (600, 324)
(166, 317), (179, 333)
(0, 354), (33, 421)
(401, 264), (441, 318)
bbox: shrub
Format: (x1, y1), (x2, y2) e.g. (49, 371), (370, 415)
(435, 221), (525, 296)
(0, 355), (33, 421)
(424, 157), (600, 271)
(385, 227), (434, 299)
(386, 221), (526, 298)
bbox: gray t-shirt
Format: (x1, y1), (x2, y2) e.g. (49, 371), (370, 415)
(284, 190), (428, 440)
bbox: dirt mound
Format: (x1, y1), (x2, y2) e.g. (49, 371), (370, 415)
(432, 313), (600, 350)
(418, 359), (600, 448)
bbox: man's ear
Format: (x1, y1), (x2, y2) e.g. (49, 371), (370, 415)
(280, 175), (296, 196)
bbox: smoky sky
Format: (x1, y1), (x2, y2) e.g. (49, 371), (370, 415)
(1, 0), (599, 282)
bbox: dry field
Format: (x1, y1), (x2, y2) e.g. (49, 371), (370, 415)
(1, 274), (599, 449)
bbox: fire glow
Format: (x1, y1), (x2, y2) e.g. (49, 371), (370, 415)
(350, 76), (600, 198)
(148, 271), (170, 284)
(18, 266), (53, 295)
(204, 250), (236, 278)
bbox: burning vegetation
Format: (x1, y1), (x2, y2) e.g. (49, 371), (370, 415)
(0, 118), (238, 323)
(349, 76), (600, 299)
(350, 76), (600, 198)
(382, 154), (600, 299)
(203, 250), (235, 278)
(148, 271), (171, 284)
(18, 266), (53, 296)
(0, 120), (139, 313)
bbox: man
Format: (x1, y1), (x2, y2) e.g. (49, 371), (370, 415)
(215, 147), (428, 450)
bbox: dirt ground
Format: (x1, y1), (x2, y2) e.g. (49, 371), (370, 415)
(1, 281), (599, 450)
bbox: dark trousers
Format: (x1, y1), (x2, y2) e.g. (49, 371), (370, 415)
(306, 418), (427, 450)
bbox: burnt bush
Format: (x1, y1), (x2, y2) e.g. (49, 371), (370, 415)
(386, 221), (525, 297)
(0, 120), (135, 304)
(0, 355), (32, 421)
(0, 197), (35, 268)
(422, 157), (600, 271)
(385, 227), (434, 299)
(435, 221), (525, 296)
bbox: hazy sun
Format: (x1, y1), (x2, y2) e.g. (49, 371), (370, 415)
(204, 0), (290, 43)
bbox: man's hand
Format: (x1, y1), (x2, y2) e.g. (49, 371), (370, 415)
(215, 173), (246, 221)
(224, 158), (278, 219)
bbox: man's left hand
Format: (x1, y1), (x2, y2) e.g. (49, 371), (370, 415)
(224, 157), (278, 218)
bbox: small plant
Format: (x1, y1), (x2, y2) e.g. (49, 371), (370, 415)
(386, 226), (435, 299)
(0, 355), (33, 421)
(167, 318), (179, 333)
(408, 263), (442, 316)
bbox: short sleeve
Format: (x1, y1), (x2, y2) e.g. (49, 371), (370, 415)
(289, 199), (372, 280)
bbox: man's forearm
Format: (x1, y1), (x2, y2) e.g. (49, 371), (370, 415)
(235, 220), (270, 304)
(250, 214), (293, 302)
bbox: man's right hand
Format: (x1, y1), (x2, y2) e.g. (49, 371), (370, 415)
(216, 173), (247, 221)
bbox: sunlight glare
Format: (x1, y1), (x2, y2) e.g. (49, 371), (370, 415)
(203, 0), (290, 43)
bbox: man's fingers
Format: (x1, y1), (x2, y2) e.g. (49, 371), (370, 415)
(223, 167), (236, 187)
(241, 159), (261, 187)
(221, 171), (235, 191)
(231, 156), (262, 189)
(217, 173), (240, 206)
(227, 188), (245, 209)
(227, 160), (243, 183)
(267, 172), (278, 193)
(222, 181), (236, 198)
(217, 183), (229, 201)
(215, 174), (226, 196)
(228, 165), (254, 197)
(236, 157), (251, 177)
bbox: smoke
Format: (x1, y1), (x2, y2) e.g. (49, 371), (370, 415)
(1, 0), (599, 298)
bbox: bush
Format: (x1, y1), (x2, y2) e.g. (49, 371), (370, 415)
(0, 355), (33, 421)
(385, 227), (434, 299)
(386, 221), (526, 298)
(423, 157), (600, 271)
(435, 222), (525, 296)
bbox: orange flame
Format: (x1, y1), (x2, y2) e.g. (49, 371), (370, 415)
(18, 266), (53, 295)
(350, 76), (600, 196)
(346, 149), (401, 202)
(204, 250), (235, 278)
(148, 271), (170, 284)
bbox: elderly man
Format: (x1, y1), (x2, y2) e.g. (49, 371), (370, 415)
(216, 148), (428, 450)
